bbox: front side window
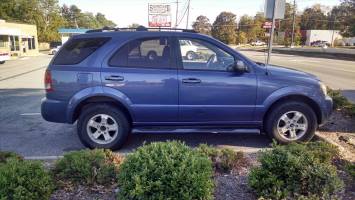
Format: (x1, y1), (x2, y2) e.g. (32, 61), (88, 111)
(178, 38), (235, 71)
(109, 37), (171, 69)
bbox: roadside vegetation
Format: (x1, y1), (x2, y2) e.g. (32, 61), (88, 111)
(248, 142), (343, 200)
(327, 87), (355, 117)
(0, 141), (353, 199)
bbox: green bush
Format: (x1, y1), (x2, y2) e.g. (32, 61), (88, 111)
(117, 141), (214, 200)
(196, 144), (247, 173)
(0, 159), (53, 200)
(53, 149), (120, 185)
(0, 151), (22, 164)
(248, 142), (343, 200)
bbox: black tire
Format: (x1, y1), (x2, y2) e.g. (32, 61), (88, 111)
(0, 61), (5, 64)
(147, 51), (157, 61)
(77, 104), (130, 150)
(265, 101), (317, 144)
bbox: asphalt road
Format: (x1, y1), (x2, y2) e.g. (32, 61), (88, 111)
(0, 52), (354, 158)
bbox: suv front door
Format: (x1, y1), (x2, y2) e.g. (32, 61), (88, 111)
(176, 37), (257, 124)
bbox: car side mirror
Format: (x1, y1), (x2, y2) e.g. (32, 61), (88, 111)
(233, 60), (248, 73)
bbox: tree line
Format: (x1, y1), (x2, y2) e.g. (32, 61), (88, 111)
(192, 0), (355, 45)
(0, 0), (116, 42)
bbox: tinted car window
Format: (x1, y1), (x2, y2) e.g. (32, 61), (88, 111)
(178, 38), (234, 71)
(52, 37), (109, 65)
(109, 37), (171, 68)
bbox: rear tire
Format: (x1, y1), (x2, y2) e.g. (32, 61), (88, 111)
(265, 101), (317, 144)
(0, 61), (5, 64)
(77, 104), (130, 150)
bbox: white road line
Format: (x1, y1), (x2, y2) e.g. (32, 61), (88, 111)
(24, 156), (63, 160)
(20, 113), (41, 116)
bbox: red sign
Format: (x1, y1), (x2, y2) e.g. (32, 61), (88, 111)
(148, 4), (172, 27)
(263, 22), (272, 29)
(148, 15), (172, 27)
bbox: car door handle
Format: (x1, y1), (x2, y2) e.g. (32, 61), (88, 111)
(105, 75), (124, 81)
(182, 78), (201, 84)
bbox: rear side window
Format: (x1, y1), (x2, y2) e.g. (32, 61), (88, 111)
(109, 37), (171, 69)
(52, 37), (110, 65)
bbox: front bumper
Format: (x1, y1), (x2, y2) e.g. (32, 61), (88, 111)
(319, 95), (333, 125)
(41, 98), (69, 123)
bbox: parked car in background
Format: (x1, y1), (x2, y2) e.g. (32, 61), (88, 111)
(0, 52), (10, 64)
(251, 40), (266, 46)
(179, 39), (198, 60)
(41, 27), (333, 150)
(49, 46), (61, 55)
(311, 40), (330, 48)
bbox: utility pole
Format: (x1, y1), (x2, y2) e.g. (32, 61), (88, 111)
(267, 0), (278, 65)
(291, 0), (296, 47)
(175, 0), (179, 27)
(186, 0), (191, 29)
(331, 15), (336, 47)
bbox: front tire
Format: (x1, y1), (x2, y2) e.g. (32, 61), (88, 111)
(0, 61), (5, 64)
(265, 101), (317, 144)
(77, 104), (130, 150)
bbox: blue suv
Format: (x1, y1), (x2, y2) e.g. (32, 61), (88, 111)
(41, 27), (333, 150)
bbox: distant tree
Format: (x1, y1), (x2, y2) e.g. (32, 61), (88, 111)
(329, 0), (355, 37)
(36, 0), (64, 42)
(60, 4), (116, 29)
(238, 13), (266, 43)
(192, 15), (212, 35)
(212, 12), (237, 44)
(96, 13), (116, 28)
(128, 23), (141, 28)
(300, 4), (328, 30)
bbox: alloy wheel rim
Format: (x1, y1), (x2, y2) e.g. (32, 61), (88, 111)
(277, 111), (308, 141)
(86, 114), (119, 144)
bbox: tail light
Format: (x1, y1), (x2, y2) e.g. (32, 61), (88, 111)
(44, 69), (53, 92)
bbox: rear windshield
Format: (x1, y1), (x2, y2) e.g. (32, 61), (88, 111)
(52, 37), (110, 65)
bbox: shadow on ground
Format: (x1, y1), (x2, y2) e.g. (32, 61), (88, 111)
(0, 88), (271, 157)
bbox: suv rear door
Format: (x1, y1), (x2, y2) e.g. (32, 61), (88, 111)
(176, 37), (257, 124)
(103, 36), (178, 124)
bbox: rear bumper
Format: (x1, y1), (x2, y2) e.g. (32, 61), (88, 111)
(41, 98), (69, 123)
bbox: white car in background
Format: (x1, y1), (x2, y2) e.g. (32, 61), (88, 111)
(50, 46), (61, 55)
(179, 40), (198, 60)
(251, 40), (266, 46)
(0, 52), (10, 64)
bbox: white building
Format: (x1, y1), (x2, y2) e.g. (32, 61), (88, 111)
(58, 28), (89, 45)
(305, 30), (342, 46)
(342, 37), (355, 46)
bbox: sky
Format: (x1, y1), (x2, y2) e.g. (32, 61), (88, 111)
(58, 0), (341, 28)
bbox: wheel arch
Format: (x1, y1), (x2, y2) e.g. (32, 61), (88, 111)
(263, 94), (322, 126)
(72, 96), (133, 124)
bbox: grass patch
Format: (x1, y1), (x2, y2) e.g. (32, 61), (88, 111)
(196, 144), (249, 174)
(0, 151), (22, 164)
(327, 87), (355, 117)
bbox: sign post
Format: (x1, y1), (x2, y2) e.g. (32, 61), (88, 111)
(148, 4), (172, 27)
(265, 0), (285, 65)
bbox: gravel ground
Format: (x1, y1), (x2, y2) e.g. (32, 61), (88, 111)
(318, 110), (355, 162)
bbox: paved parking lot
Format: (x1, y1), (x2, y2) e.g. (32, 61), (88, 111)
(0, 52), (354, 157)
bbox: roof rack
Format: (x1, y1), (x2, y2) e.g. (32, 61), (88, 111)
(86, 26), (197, 33)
